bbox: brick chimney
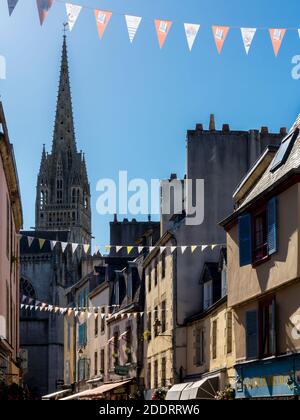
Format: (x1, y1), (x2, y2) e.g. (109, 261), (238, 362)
(222, 124), (230, 133)
(209, 114), (215, 131)
(280, 127), (287, 136)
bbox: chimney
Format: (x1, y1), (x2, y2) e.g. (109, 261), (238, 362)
(261, 126), (269, 136)
(280, 127), (287, 136)
(209, 114), (215, 131)
(196, 123), (203, 132)
(222, 124), (230, 133)
(113, 213), (118, 223)
(170, 173), (177, 180)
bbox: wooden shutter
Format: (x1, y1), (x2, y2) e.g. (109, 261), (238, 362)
(267, 197), (278, 255)
(238, 214), (252, 266)
(246, 310), (258, 359)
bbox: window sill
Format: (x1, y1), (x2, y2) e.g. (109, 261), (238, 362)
(252, 255), (270, 267)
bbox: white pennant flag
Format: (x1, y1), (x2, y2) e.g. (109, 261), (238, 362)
(61, 242), (68, 253)
(83, 244), (90, 254)
(72, 243), (79, 254)
(50, 240), (57, 251)
(184, 23), (200, 51)
(140, 312), (144, 318)
(171, 246), (177, 254)
(27, 236), (35, 248)
(241, 28), (256, 54)
(116, 246), (123, 253)
(149, 246), (155, 253)
(211, 244), (218, 250)
(201, 245), (208, 252)
(138, 246), (144, 254)
(181, 246), (187, 254)
(25, 305), (28, 309)
(66, 3), (82, 31)
(94, 245), (99, 255)
(87, 312), (92, 319)
(298, 29), (300, 39)
(160, 246), (166, 254)
(125, 15), (142, 43)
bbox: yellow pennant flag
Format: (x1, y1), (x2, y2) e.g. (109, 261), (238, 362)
(191, 245), (198, 253)
(39, 238), (46, 249)
(127, 246), (133, 255)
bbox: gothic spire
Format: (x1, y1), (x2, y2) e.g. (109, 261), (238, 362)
(52, 34), (77, 155)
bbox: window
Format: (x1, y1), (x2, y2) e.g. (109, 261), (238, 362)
(203, 280), (213, 311)
(113, 331), (119, 366)
(94, 352), (98, 376)
(161, 251), (166, 279)
(67, 322), (71, 351)
(148, 268), (152, 292)
(154, 306), (159, 337)
(78, 323), (87, 347)
(147, 312), (152, 340)
(246, 310), (259, 360)
(101, 307), (106, 334)
(154, 360), (158, 389)
(147, 363), (152, 389)
(253, 208), (268, 262)
(95, 315), (98, 337)
(126, 326), (132, 364)
(271, 129), (299, 172)
(161, 357), (166, 387)
(154, 263), (158, 286)
(221, 266), (227, 297)
(259, 296), (276, 358)
(226, 311), (233, 354)
(195, 327), (204, 366)
(212, 320), (217, 360)
(161, 301), (166, 333)
(100, 349), (105, 373)
(238, 197), (278, 266)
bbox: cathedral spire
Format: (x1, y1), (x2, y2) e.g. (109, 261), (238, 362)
(52, 34), (77, 155)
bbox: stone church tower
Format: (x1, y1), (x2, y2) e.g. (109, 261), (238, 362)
(20, 36), (91, 397)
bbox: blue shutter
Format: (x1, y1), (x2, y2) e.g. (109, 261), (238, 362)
(246, 310), (258, 359)
(267, 197), (278, 255)
(238, 214), (252, 267)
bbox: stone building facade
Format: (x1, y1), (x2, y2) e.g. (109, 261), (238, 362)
(20, 35), (91, 397)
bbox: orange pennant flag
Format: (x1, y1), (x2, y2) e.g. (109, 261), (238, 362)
(94, 10), (112, 40)
(212, 26), (229, 54)
(155, 19), (172, 49)
(269, 28), (286, 57)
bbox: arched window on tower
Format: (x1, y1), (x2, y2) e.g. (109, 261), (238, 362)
(57, 178), (63, 204)
(20, 278), (36, 318)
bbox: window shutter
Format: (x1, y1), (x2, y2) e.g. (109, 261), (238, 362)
(267, 197), (278, 255)
(238, 214), (252, 267)
(246, 310), (258, 359)
(270, 299), (277, 356)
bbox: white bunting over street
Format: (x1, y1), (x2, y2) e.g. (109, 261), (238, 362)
(125, 15), (142, 43)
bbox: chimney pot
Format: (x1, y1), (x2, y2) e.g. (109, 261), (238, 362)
(209, 114), (215, 131)
(113, 213), (118, 223)
(222, 124), (230, 132)
(280, 127), (287, 136)
(196, 123), (203, 131)
(261, 126), (269, 136)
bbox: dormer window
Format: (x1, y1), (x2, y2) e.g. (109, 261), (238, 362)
(270, 129), (299, 172)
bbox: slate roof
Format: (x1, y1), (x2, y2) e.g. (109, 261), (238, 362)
(238, 124), (300, 210)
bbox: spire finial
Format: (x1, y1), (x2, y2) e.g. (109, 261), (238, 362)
(63, 22), (68, 36)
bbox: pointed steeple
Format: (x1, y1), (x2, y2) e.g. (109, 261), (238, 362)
(52, 34), (77, 155)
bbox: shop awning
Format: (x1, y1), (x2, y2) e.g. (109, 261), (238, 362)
(181, 375), (220, 400)
(165, 383), (190, 400)
(42, 389), (72, 400)
(60, 379), (132, 400)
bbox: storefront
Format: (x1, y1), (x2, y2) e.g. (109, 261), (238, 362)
(166, 374), (220, 400)
(235, 355), (300, 399)
(60, 379), (134, 400)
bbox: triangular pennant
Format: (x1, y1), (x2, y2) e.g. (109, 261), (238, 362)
(39, 238), (46, 249)
(36, 0), (53, 26)
(125, 15), (142, 43)
(184, 23), (200, 51)
(22, 295), (27, 303)
(269, 28), (286, 57)
(61, 242), (68, 253)
(27, 236), (35, 248)
(171, 246), (177, 254)
(94, 245), (100, 255)
(298, 29), (300, 39)
(87, 312), (92, 319)
(75, 310), (79, 317)
(83, 244), (90, 254)
(160, 246), (166, 254)
(181, 246), (187, 254)
(105, 245), (111, 252)
(71, 243), (79, 254)
(211, 244), (217, 250)
(66, 3), (82, 31)
(191, 246), (198, 253)
(155, 19), (172, 49)
(201, 245), (208, 252)
(212, 26), (229, 54)
(127, 246), (134, 255)
(101, 313), (106, 320)
(35, 306), (39, 311)
(94, 10), (112, 40)
(25, 305), (29, 310)
(30, 305), (34, 311)
(149, 246), (155, 253)
(7, 0), (19, 16)
(140, 312), (144, 318)
(20, 304), (24, 309)
(241, 28), (256, 54)
(138, 246), (144, 254)
(116, 246), (123, 253)
(50, 240), (57, 251)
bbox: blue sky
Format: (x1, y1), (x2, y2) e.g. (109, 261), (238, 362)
(0, 0), (300, 245)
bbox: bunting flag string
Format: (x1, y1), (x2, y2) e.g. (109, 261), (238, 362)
(5, 0), (300, 56)
(19, 234), (225, 256)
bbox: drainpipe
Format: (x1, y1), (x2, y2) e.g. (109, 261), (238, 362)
(172, 236), (178, 383)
